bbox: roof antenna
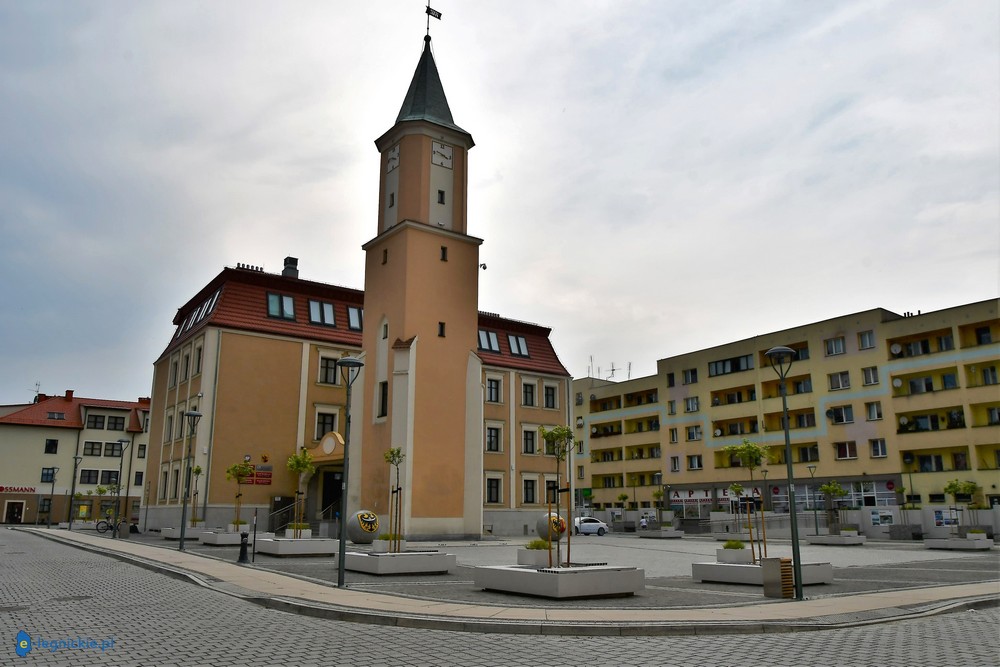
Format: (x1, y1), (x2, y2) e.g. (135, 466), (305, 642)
(425, 3), (441, 38)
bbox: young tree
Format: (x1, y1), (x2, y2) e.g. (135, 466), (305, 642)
(286, 450), (316, 538)
(819, 480), (848, 533)
(943, 479), (980, 531)
(383, 448), (405, 553)
(721, 439), (770, 559)
(225, 461), (255, 529)
(540, 425), (575, 567)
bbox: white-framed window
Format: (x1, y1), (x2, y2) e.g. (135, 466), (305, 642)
(862, 366), (879, 385)
(828, 371), (850, 391)
(682, 368), (698, 384)
(670, 456), (681, 472)
(798, 444), (819, 462)
(478, 330), (500, 352)
(834, 441), (858, 460)
(486, 377), (502, 403)
(685, 425), (702, 441)
(522, 478), (537, 504)
(794, 378), (813, 394)
(668, 428), (678, 443)
(825, 337), (845, 356)
(543, 384), (558, 409)
(982, 366), (998, 385)
(508, 335), (529, 357)
(319, 357), (340, 385)
(858, 330), (875, 350)
(667, 400), (676, 415)
(316, 411), (338, 439)
(485, 425), (502, 453)
(485, 475), (503, 504)
(522, 429), (537, 454)
(866, 401), (883, 421)
(987, 407), (1000, 426)
(522, 380), (536, 407)
(684, 397), (699, 413)
(795, 413), (816, 428)
(937, 334), (954, 351)
(687, 455), (703, 470)
(869, 438), (887, 458)
(830, 405), (854, 424)
(577, 465), (585, 480)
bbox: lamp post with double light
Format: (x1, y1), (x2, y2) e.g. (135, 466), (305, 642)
(336, 356), (364, 588)
(765, 345), (804, 600)
(112, 438), (131, 537)
(178, 410), (202, 551)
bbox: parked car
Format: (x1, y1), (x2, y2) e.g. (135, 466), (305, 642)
(574, 517), (609, 536)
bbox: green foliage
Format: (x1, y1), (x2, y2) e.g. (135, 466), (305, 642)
(729, 483), (744, 497)
(819, 480), (848, 498)
(525, 538), (550, 550)
(722, 439), (770, 470)
(378, 533), (404, 541)
(226, 461), (255, 482)
(287, 522), (310, 529)
(540, 426), (575, 460)
(286, 450), (315, 476)
(617, 493), (629, 504)
(384, 447), (405, 467)
(192, 465), (203, 476)
(943, 479), (978, 499)
(722, 539), (745, 550)
(95, 486), (107, 496)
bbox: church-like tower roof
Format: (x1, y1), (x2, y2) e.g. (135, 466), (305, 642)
(395, 35), (472, 141)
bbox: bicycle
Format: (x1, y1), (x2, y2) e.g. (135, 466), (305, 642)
(96, 518), (127, 534)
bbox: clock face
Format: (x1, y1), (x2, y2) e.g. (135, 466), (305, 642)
(431, 141), (453, 168)
(386, 144), (400, 172)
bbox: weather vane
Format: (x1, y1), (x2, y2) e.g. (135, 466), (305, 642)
(426, 2), (441, 37)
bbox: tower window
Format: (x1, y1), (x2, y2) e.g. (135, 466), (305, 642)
(440, 246), (448, 261)
(437, 190), (446, 204)
(438, 322), (446, 337)
(382, 249), (388, 265)
(388, 192), (395, 207)
(378, 382), (389, 418)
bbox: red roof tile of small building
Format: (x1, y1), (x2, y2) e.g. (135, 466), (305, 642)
(476, 312), (570, 377)
(0, 391), (150, 432)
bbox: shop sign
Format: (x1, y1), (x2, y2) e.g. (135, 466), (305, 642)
(0, 486), (37, 494)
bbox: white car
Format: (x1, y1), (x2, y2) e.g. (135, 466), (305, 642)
(574, 517), (609, 536)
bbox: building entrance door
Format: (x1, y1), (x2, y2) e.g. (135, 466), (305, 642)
(4, 501), (25, 524)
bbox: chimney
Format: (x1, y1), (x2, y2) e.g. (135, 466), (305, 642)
(65, 390), (74, 400)
(282, 257), (299, 278)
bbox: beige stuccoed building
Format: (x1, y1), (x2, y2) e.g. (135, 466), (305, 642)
(143, 35), (571, 538)
(574, 299), (999, 528)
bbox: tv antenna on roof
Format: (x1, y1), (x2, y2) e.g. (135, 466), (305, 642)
(607, 363), (617, 380)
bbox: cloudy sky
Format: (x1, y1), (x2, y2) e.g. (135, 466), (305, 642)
(1, 1), (997, 403)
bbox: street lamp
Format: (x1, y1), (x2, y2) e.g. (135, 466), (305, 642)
(806, 464), (819, 536)
(178, 410), (203, 551)
(47, 467), (60, 529)
(112, 438), (131, 538)
(765, 345), (804, 600)
(67, 455), (83, 530)
(336, 356), (364, 588)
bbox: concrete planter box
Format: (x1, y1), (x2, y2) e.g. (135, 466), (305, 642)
(255, 538), (338, 557)
(713, 532), (751, 542)
(639, 529), (684, 540)
(805, 534), (867, 546)
(716, 548), (754, 564)
(474, 565), (644, 599)
(372, 539), (407, 554)
(517, 548), (560, 567)
(227, 523), (251, 534)
(925, 538), (993, 551)
(200, 531), (275, 546)
(161, 527), (199, 541)
(966, 532), (989, 540)
(344, 550), (456, 575)
(692, 561), (834, 585)
(281, 528), (312, 540)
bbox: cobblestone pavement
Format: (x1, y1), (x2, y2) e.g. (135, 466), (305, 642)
(3, 530), (999, 666)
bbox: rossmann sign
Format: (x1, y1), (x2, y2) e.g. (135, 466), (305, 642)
(0, 486), (37, 493)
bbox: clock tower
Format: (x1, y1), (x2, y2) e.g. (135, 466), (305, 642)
(355, 35), (484, 538)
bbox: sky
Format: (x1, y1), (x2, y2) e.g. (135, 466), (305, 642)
(1, 1), (997, 404)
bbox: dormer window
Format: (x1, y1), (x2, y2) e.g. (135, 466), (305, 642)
(508, 335), (529, 357)
(478, 330), (500, 352)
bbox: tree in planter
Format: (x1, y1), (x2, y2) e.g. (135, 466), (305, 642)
(383, 447), (405, 553)
(721, 439), (770, 559)
(818, 480), (848, 533)
(652, 489), (665, 525)
(95, 485), (109, 521)
(541, 425), (575, 567)
(943, 479), (980, 533)
(225, 461), (255, 530)
(191, 465), (203, 524)
(286, 450), (315, 538)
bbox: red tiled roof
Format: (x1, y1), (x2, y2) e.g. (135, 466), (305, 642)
(159, 267), (364, 359)
(0, 392), (150, 431)
(476, 312), (570, 377)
